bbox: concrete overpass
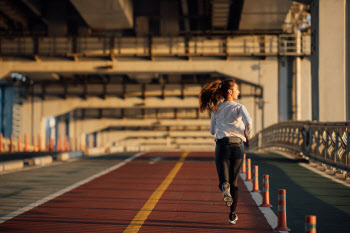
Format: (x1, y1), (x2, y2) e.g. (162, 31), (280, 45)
(0, 0), (348, 151)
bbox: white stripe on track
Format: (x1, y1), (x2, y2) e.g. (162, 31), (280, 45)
(0, 152), (146, 224)
(240, 173), (289, 233)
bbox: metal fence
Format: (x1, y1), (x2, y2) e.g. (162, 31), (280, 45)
(0, 34), (310, 57)
(249, 121), (350, 173)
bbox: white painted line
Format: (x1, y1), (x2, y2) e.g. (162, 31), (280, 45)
(0, 152), (147, 224)
(240, 173), (288, 233)
(272, 150), (350, 188)
(149, 156), (162, 164)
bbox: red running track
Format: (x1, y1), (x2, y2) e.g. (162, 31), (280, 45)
(0, 152), (273, 233)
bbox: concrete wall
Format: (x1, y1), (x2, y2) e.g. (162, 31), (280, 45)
(318, 0), (347, 121)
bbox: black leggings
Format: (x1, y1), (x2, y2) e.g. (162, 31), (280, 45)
(215, 142), (244, 213)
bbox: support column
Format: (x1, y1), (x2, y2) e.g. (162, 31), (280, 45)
(311, 0), (347, 121)
(347, 0), (350, 120)
(296, 30), (302, 120)
(278, 56), (289, 121)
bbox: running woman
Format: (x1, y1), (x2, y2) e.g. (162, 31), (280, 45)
(199, 79), (253, 224)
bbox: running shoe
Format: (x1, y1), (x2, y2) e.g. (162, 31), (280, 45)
(228, 212), (238, 224)
(222, 182), (233, 206)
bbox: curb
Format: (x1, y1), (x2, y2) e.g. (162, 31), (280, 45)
(0, 151), (84, 173)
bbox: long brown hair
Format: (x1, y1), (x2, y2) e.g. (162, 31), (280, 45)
(199, 79), (236, 112)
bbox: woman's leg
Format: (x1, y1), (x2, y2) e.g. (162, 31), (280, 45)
(229, 144), (244, 213)
(229, 158), (243, 212)
(215, 143), (231, 191)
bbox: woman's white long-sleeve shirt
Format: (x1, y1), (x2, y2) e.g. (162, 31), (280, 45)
(210, 101), (253, 141)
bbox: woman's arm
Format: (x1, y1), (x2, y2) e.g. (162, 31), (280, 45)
(210, 112), (217, 135)
(240, 105), (253, 139)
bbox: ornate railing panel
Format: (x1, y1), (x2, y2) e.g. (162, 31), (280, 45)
(249, 121), (350, 172)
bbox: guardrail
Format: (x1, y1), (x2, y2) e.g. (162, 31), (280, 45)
(249, 121), (350, 173)
(0, 34), (310, 58)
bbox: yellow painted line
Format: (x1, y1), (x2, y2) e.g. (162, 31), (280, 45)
(123, 152), (189, 233)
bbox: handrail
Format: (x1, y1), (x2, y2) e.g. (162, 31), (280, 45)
(249, 121), (350, 172)
(0, 34), (310, 58)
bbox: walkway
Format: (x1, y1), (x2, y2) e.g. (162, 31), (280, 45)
(0, 152), (273, 232)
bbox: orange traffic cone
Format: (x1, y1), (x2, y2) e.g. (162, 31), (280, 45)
(10, 134), (14, 152)
(32, 135), (36, 152)
(65, 135), (69, 151)
(50, 137), (54, 151)
(245, 158), (252, 181)
(251, 165), (261, 192)
(241, 154), (246, 173)
(46, 138), (49, 151)
(274, 189), (291, 231)
(24, 134), (28, 152)
(305, 215), (316, 233)
(57, 135), (61, 152)
(38, 135), (41, 152)
(0, 133), (3, 152)
(18, 135), (21, 152)
(260, 175), (272, 207)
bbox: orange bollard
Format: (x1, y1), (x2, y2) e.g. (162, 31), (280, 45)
(57, 135), (61, 152)
(37, 135), (41, 152)
(50, 137), (54, 151)
(251, 165), (261, 192)
(245, 158), (252, 181)
(65, 135), (69, 151)
(32, 135), (36, 152)
(46, 138), (49, 151)
(0, 133), (3, 152)
(241, 154), (246, 173)
(18, 135), (21, 152)
(260, 175), (272, 207)
(274, 189), (291, 231)
(305, 215), (316, 233)
(10, 134), (14, 152)
(24, 134), (28, 152)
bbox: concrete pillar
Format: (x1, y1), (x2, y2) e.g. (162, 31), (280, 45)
(300, 57), (312, 120)
(296, 30), (302, 120)
(347, 0), (350, 120)
(260, 57), (279, 128)
(311, 0), (347, 121)
(278, 56), (289, 121)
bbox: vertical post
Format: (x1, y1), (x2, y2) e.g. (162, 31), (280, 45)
(251, 165), (261, 192)
(241, 154), (246, 173)
(0, 133), (3, 152)
(18, 135), (21, 152)
(245, 158), (252, 181)
(24, 133), (28, 152)
(10, 134), (13, 152)
(305, 215), (316, 233)
(310, 0), (319, 121)
(260, 175), (272, 207)
(37, 134), (41, 152)
(274, 189), (291, 231)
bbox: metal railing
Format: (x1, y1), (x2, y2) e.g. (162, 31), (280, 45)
(249, 121), (350, 173)
(0, 34), (311, 58)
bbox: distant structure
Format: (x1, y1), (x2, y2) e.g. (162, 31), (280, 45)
(0, 0), (347, 152)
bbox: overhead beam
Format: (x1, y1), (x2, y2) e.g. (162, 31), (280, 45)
(70, 0), (133, 30)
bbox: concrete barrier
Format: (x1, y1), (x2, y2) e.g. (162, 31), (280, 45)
(85, 147), (106, 156)
(31, 156), (53, 166)
(57, 152), (70, 161)
(125, 146), (140, 152)
(0, 160), (24, 172)
(109, 146), (125, 153)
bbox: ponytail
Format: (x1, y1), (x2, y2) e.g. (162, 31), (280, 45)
(198, 79), (236, 112)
